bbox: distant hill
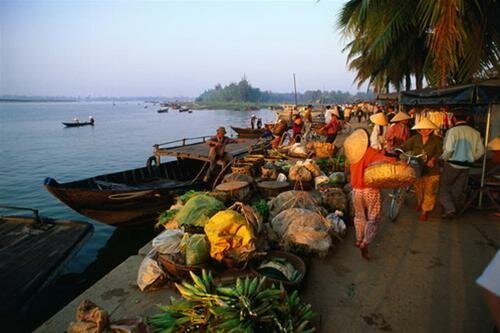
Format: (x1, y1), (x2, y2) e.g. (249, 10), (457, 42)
(196, 77), (374, 104)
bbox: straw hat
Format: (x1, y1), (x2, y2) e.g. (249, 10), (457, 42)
(487, 137), (500, 151)
(390, 112), (411, 123)
(332, 106), (340, 117)
(411, 118), (438, 130)
(343, 129), (369, 164)
(369, 113), (388, 126)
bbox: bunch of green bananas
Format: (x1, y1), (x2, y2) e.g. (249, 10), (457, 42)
(149, 269), (317, 332)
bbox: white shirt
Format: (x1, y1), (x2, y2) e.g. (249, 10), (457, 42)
(370, 125), (386, 150)
(442, 122), (485, 169)
(477, 250), (500, 297)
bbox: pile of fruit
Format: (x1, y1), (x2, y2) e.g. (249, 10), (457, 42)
(149, 270), (316, 332)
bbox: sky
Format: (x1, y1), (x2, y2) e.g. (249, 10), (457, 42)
(0, 0), (364, 97)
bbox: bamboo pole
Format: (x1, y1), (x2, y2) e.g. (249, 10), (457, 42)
(478, 103), (492, 207)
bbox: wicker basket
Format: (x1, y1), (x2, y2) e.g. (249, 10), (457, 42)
(157, 253), (209, 281)
(364, 162), (416, 189)
(249, 251), (306, 289)
(257, 181), (290, 198)
(231, 162), (253, 176)
(314, 142), (335, 158)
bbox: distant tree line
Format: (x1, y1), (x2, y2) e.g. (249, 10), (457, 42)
(195, 77), (374, 105)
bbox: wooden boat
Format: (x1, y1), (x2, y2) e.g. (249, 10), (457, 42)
(157, 107), (169, 113)
(62, 121), (94, 127)
(230, 126), (266, 138)
(45, 137), (267, 226)
(0, 205), (93, 320)
(179, 107), (191, 113)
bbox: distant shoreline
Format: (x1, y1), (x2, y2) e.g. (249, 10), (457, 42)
(0, 99), (78, 103)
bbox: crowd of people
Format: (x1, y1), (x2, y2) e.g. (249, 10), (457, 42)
(206, 102), (497, 328)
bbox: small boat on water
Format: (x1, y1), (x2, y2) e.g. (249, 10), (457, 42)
(0, 205), (93, 320)
(179, 107), (191, 113)
(44, 137), (266, 226)
(157, 107), (169, 113)
(230, 126), (266, 138)
(62, 121), (94, 127)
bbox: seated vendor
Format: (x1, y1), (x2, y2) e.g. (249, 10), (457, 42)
(203, 127), (243, 182)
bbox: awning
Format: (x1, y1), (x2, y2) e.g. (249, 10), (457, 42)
(400, 79), (500, 106)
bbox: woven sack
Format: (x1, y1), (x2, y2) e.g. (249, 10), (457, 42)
(314, 142), (335, 158)
(364, 162), (416, 189)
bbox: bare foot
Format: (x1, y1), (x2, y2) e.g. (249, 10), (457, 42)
(360, 242), (370, 260)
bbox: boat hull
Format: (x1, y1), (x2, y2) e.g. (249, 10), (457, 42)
(0, 214), (92, 320)
(44, 158), (206, 226)
(62, 122), (94, 127)
(230, 126), (266, 138)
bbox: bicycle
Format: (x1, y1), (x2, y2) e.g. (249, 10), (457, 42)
(388, 148), (425, 221)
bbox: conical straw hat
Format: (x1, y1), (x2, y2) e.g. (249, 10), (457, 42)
(411, 117), (438, 130)
(390, 112), (411, 123)
(487, 137), (500, 151)
(343, 129), (369, 164)
(369, 113), (388, 126)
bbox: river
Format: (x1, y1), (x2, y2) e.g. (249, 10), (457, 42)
(0, 101), (276, 331)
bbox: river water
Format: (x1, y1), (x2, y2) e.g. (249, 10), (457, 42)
(0, 101), (275, 331)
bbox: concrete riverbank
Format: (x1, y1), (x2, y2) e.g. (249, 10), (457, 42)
(35, 203), (499, 332)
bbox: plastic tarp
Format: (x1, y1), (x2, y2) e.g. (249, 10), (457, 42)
(400, 79), (500, 106)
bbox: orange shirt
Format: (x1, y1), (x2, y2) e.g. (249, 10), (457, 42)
(350, 147), (396, 189)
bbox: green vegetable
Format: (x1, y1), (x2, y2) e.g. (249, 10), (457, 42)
(157, 208), (179, 225)
(179, 190), (200, 204)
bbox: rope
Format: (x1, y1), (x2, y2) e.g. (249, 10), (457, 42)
(190, 161), (209, 185)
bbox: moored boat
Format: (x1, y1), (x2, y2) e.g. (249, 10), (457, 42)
(230, 126), (266, 138)
(44, 136), (266, 226)
(157, 107), (169, 113)
(0, 205), (93, 320)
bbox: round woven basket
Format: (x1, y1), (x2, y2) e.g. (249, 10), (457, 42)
(249, 251), (306, 289)
(157, 254), (209, 281)
(231, 162), (253, 176)
(257, 180), (290, 198)
(364, 162), (416, 188)
(214, 181), (251, 202)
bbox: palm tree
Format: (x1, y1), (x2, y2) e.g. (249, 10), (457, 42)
(338, 0), (499, 90)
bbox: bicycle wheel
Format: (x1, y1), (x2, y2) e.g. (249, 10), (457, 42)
(388, 187), (406, 221)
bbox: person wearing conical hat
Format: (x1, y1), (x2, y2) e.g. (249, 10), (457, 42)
(369, 112), (389, 151)
(343, 129), (396, 260)
(203, 126), (243, 182)
(385, 112), (411, 155)
(439, 114), (485, 218)
(399, 118), (442, 221)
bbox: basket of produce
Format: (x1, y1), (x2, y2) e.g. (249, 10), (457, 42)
(243, 154), (265, 163)
(231, 162), (253, 176)
(158, 253), (210, 281)
(257, 180), (290, 199)
(214, 181), (251, 203)
(314, 142), (334, 158)
(364, 162), (416, 188)
(250, 251), (306, 289)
